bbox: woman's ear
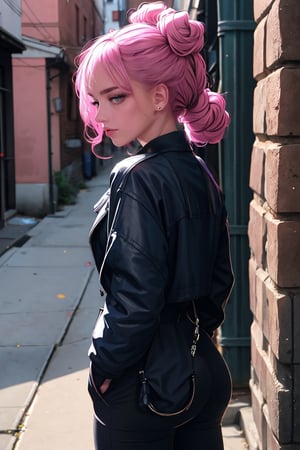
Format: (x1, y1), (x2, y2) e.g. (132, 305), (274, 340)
(152, 83), (169, 111)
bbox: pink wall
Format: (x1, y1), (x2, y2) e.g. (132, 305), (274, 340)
(13, 58), (50, 183)
(22, 0), (59, 44)
(22, 0), (101, 56)
(14, 0), (103, 189)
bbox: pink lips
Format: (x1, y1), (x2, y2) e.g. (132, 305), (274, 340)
(105, 129), (117, 138)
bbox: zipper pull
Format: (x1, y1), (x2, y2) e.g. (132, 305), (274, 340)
(191, 318), (200, 357)
(139, 370), (150, 408)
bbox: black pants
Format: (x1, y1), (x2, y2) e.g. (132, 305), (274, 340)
(89, 331), (232, 450)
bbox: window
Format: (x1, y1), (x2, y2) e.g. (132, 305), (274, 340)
(76, 5), (80, 45)
(83, 16), (87, 42)
(112, 10), (119, 21)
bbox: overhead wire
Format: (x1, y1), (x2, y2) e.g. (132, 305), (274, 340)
(22, 0), (58, 45)
(3, 0), (21, 15)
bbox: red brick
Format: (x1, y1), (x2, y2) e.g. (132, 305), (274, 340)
(250, 376), (265, 449)
(254, 0), (273, 22)
(262, 360), (300, 448)
(293, 364), (300, 441)
(249, 258), (257, 318)
(266, 68), (300, 137)
(258, 268), (269, 341)
(249, 262), (269, 337)
(250, 326), (269, 449)
(265, 278), (292, 363)
(293, 295), (300, 364)
(251, 321), (293, 442)
(250, 140), (266, 198)
(253, 79), (267, 135)
(251, 321), (266, 387)
(267, 432), (300, 450)
(266, 214), (300, 287)
(250, 267), (292, 363)
(267, 431), (300, 450)
(253, 16), (267, 80)
(248, 200), (267, 268)
(265, 144), (300, 214)
(266, 0), (300, 69)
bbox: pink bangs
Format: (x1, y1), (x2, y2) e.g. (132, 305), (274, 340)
(74, 33), (132, 152)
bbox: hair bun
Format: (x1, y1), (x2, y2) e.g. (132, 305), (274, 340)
(158, 9), (205, 56)
(128, 2), (165, 26)
(128, 3), (205, 57)
(181, 89), (230, 144)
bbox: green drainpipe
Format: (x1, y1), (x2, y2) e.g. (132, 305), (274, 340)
(217, 0), (255, 388)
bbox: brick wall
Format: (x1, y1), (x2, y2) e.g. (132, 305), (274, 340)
(249, 0), (300, 448)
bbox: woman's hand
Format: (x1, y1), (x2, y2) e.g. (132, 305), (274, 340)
(100, 378), (112, 394)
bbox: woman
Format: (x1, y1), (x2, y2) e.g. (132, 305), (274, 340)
(75, 3), (234, 449)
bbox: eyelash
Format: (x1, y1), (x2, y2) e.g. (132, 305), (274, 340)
(110, 94), (126, 104)
(91, 94), (126, 107)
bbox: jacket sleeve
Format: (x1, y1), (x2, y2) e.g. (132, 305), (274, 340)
(198, 209), (234, 334)
(89, 171), (168, 384)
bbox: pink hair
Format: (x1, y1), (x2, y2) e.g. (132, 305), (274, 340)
(74, 2), (230, 149)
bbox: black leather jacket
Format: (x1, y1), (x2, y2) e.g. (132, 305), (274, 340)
(89, 131), (234, 384)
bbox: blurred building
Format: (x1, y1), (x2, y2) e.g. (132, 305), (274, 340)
(10, 0), (104, 216)
(0, 0), (25, 228)
(1, 0), (103, 216)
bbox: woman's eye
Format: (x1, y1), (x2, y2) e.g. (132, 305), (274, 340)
(91, 100), (99, 107)
(110, 94), (126, 104)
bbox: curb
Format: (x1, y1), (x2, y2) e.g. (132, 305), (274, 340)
(223, 397), (251, 426)
(240, 407), (260, 450)
(223, 394), (260, 450)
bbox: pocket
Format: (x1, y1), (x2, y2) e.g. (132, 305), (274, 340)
(88, 365), (110, 407)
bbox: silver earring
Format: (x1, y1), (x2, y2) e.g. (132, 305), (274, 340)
(156, 106), (161, 111)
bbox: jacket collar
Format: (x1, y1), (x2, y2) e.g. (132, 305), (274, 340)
(138, 131), (191, 155)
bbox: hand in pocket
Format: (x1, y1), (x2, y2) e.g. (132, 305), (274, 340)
(100, 378), (112, 394)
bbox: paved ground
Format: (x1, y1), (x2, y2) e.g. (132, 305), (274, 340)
(0, 156), (251, 450)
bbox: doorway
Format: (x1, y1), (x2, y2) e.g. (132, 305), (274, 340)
(0, 64), (16, 229)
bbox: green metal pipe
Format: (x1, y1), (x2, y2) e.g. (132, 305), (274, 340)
(217, 0), (255, 387)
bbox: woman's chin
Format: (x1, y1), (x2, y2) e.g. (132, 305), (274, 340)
(110, 138), (125, 147)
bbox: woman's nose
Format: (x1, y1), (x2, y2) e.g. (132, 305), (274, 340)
(95, 108), (104, 123)
(95, 104), (109, 123)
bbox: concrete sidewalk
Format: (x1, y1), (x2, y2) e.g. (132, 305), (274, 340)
(0, 157), (251, 450)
